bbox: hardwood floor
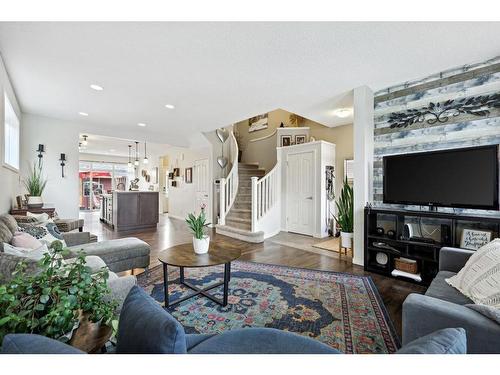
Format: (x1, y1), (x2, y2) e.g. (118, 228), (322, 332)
(80, 211), (426, 336)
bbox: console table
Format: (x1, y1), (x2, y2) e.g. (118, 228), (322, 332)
(364, 207), (500, 285)
(10, 206), (56, 218)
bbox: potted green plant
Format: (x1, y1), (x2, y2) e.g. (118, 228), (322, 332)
(186, 207), (211, 254)
(24, 162), (47, 208)
(334, 177), (354, 249)
(0, 241), (118, 353)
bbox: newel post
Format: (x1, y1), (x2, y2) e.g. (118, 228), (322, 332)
(219, 178), (226, 225)
(251, 176), (258, 232)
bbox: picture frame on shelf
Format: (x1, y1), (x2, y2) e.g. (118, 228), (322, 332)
(185, 167), (193, 183)
(171, 181), (177, 187)
(281, 135), (292, 147)
(168, 172), (174, 180)
(173, 168), (180, 177)
(460, 228), (492, 250)
(295, 135), (307, 144)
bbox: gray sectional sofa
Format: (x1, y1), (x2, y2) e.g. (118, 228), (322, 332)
(402, 247), (500, 354)
(0, 213), (151, 310)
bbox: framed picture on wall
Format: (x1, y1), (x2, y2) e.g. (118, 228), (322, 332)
(281, 135), (292, 147)
(185, 167), (193, 183)
(173, 168), (180, 177)
(248, 113), (268, 133)
(171, 181), (177, 187)
(168, 172), (174, 180)
(295, 135), (307, 144)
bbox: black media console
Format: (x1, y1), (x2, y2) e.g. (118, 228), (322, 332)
(364, 207), (500, 285)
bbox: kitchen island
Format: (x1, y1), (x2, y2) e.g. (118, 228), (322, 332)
(104, 191), (159, 231)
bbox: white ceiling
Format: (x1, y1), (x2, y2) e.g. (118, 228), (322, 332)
(0, 22), (499, 147)
(78, 133), (168, 159)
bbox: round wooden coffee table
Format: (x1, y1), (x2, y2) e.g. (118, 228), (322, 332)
(158, 243), (241, 308)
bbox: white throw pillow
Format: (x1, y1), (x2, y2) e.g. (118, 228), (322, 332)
(27, 211), (50, 223)
(3, 242), (49, 261)
(17, 219), (67, 248)
(446, 238), (500, 308)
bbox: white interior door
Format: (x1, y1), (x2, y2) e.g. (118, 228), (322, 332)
(286, 151), (314, 236)
(194, 158), (210, 215)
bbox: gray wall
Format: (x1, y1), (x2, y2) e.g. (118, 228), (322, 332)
(373, 58), (500, 216)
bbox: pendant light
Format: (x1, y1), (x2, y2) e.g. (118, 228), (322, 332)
(134, 141), (139, 166)
(127, 145), (132, 169)
(143, 141), (149, 164)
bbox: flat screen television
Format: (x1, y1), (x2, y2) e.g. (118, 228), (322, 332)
(383, 145), (499, 210)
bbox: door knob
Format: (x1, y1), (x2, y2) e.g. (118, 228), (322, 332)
(306, 196), (313, 200)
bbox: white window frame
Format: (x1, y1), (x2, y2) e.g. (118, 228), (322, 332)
(3, 92), (20, 171)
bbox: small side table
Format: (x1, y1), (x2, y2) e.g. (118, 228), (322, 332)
(158, 243), (241, 308)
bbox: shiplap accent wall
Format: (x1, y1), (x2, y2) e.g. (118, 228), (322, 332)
(373, 57), (500, 217)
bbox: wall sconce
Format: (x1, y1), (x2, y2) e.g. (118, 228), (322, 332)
(59, 153), (66, 178)
(36, 144), (45, 164)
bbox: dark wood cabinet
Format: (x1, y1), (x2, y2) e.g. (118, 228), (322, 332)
(364, 207), (500, 285)
(112, 191), (159, 231)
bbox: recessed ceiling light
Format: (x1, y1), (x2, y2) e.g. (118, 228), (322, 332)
(137, 123), (147, 127)
(332, 108), (353, 118)
(165, 104), (175, 109)
(109, 149), (116, 152)
(79, 112), (89, 116)
(90, 84), (104, 91)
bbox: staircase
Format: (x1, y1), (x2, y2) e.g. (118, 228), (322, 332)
(216, 162), (266, 243)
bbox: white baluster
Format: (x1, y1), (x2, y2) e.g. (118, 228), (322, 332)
(251, 176), (258, 231)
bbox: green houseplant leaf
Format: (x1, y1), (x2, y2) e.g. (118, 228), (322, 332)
(333, 177), (354, 233)
(185, 210), (211, 239)
(0, 241), (117, 345)
(23, 162), (47, 197)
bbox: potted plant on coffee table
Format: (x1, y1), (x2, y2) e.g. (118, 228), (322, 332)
(186, 208), (211, 254)
(334, 177), (354, 249)
(24, 162), (47, 208)
(0, 241), (118, 353)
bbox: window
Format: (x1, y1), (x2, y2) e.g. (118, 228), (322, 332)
(4, 92), (20, 170)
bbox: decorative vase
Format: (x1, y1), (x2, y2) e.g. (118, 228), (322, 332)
(193, 235), (210, 254)
(27, 196), (43, 208)
(340, 231), (353, 249)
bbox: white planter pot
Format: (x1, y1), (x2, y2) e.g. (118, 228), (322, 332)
(27, 196), (43, 208)
(340, 231), (353, 249)
(192, 235), (210, 254)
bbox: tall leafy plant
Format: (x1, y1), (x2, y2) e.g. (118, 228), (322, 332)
(24, 162), (47, 196)
(0, 241), (117, 344)
(334, 177), (354, 233)
(186, 210), (210, 239)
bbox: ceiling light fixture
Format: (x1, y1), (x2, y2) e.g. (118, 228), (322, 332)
(134, 141), (139, 166)
(79, 112), (89, 116)
(332, 108), (353, 118)
(90, 84), (104, 91)
(137, 123), (146, 127)
(165, 104), (175, 109)
(81, 135), (88, 146)
(127, 145), (132, 169)
(143, 141), (149, 164)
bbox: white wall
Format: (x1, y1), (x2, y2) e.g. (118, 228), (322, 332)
(21, 114), (80, 218)
(163, 145), (212, 221)
(0, 54), (21, 214)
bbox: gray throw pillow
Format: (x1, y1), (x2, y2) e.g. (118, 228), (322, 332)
(466, 304), (500, 325)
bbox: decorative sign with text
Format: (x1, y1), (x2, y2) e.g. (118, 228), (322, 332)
(460, 229), (492, 250)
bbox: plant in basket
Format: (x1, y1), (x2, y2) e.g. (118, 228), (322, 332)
(0, 240), (118, 353)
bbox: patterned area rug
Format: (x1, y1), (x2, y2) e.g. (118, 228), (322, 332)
(137, 261), (400, 354)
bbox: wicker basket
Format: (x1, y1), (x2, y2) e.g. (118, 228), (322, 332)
(394, 258), (418, 274)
